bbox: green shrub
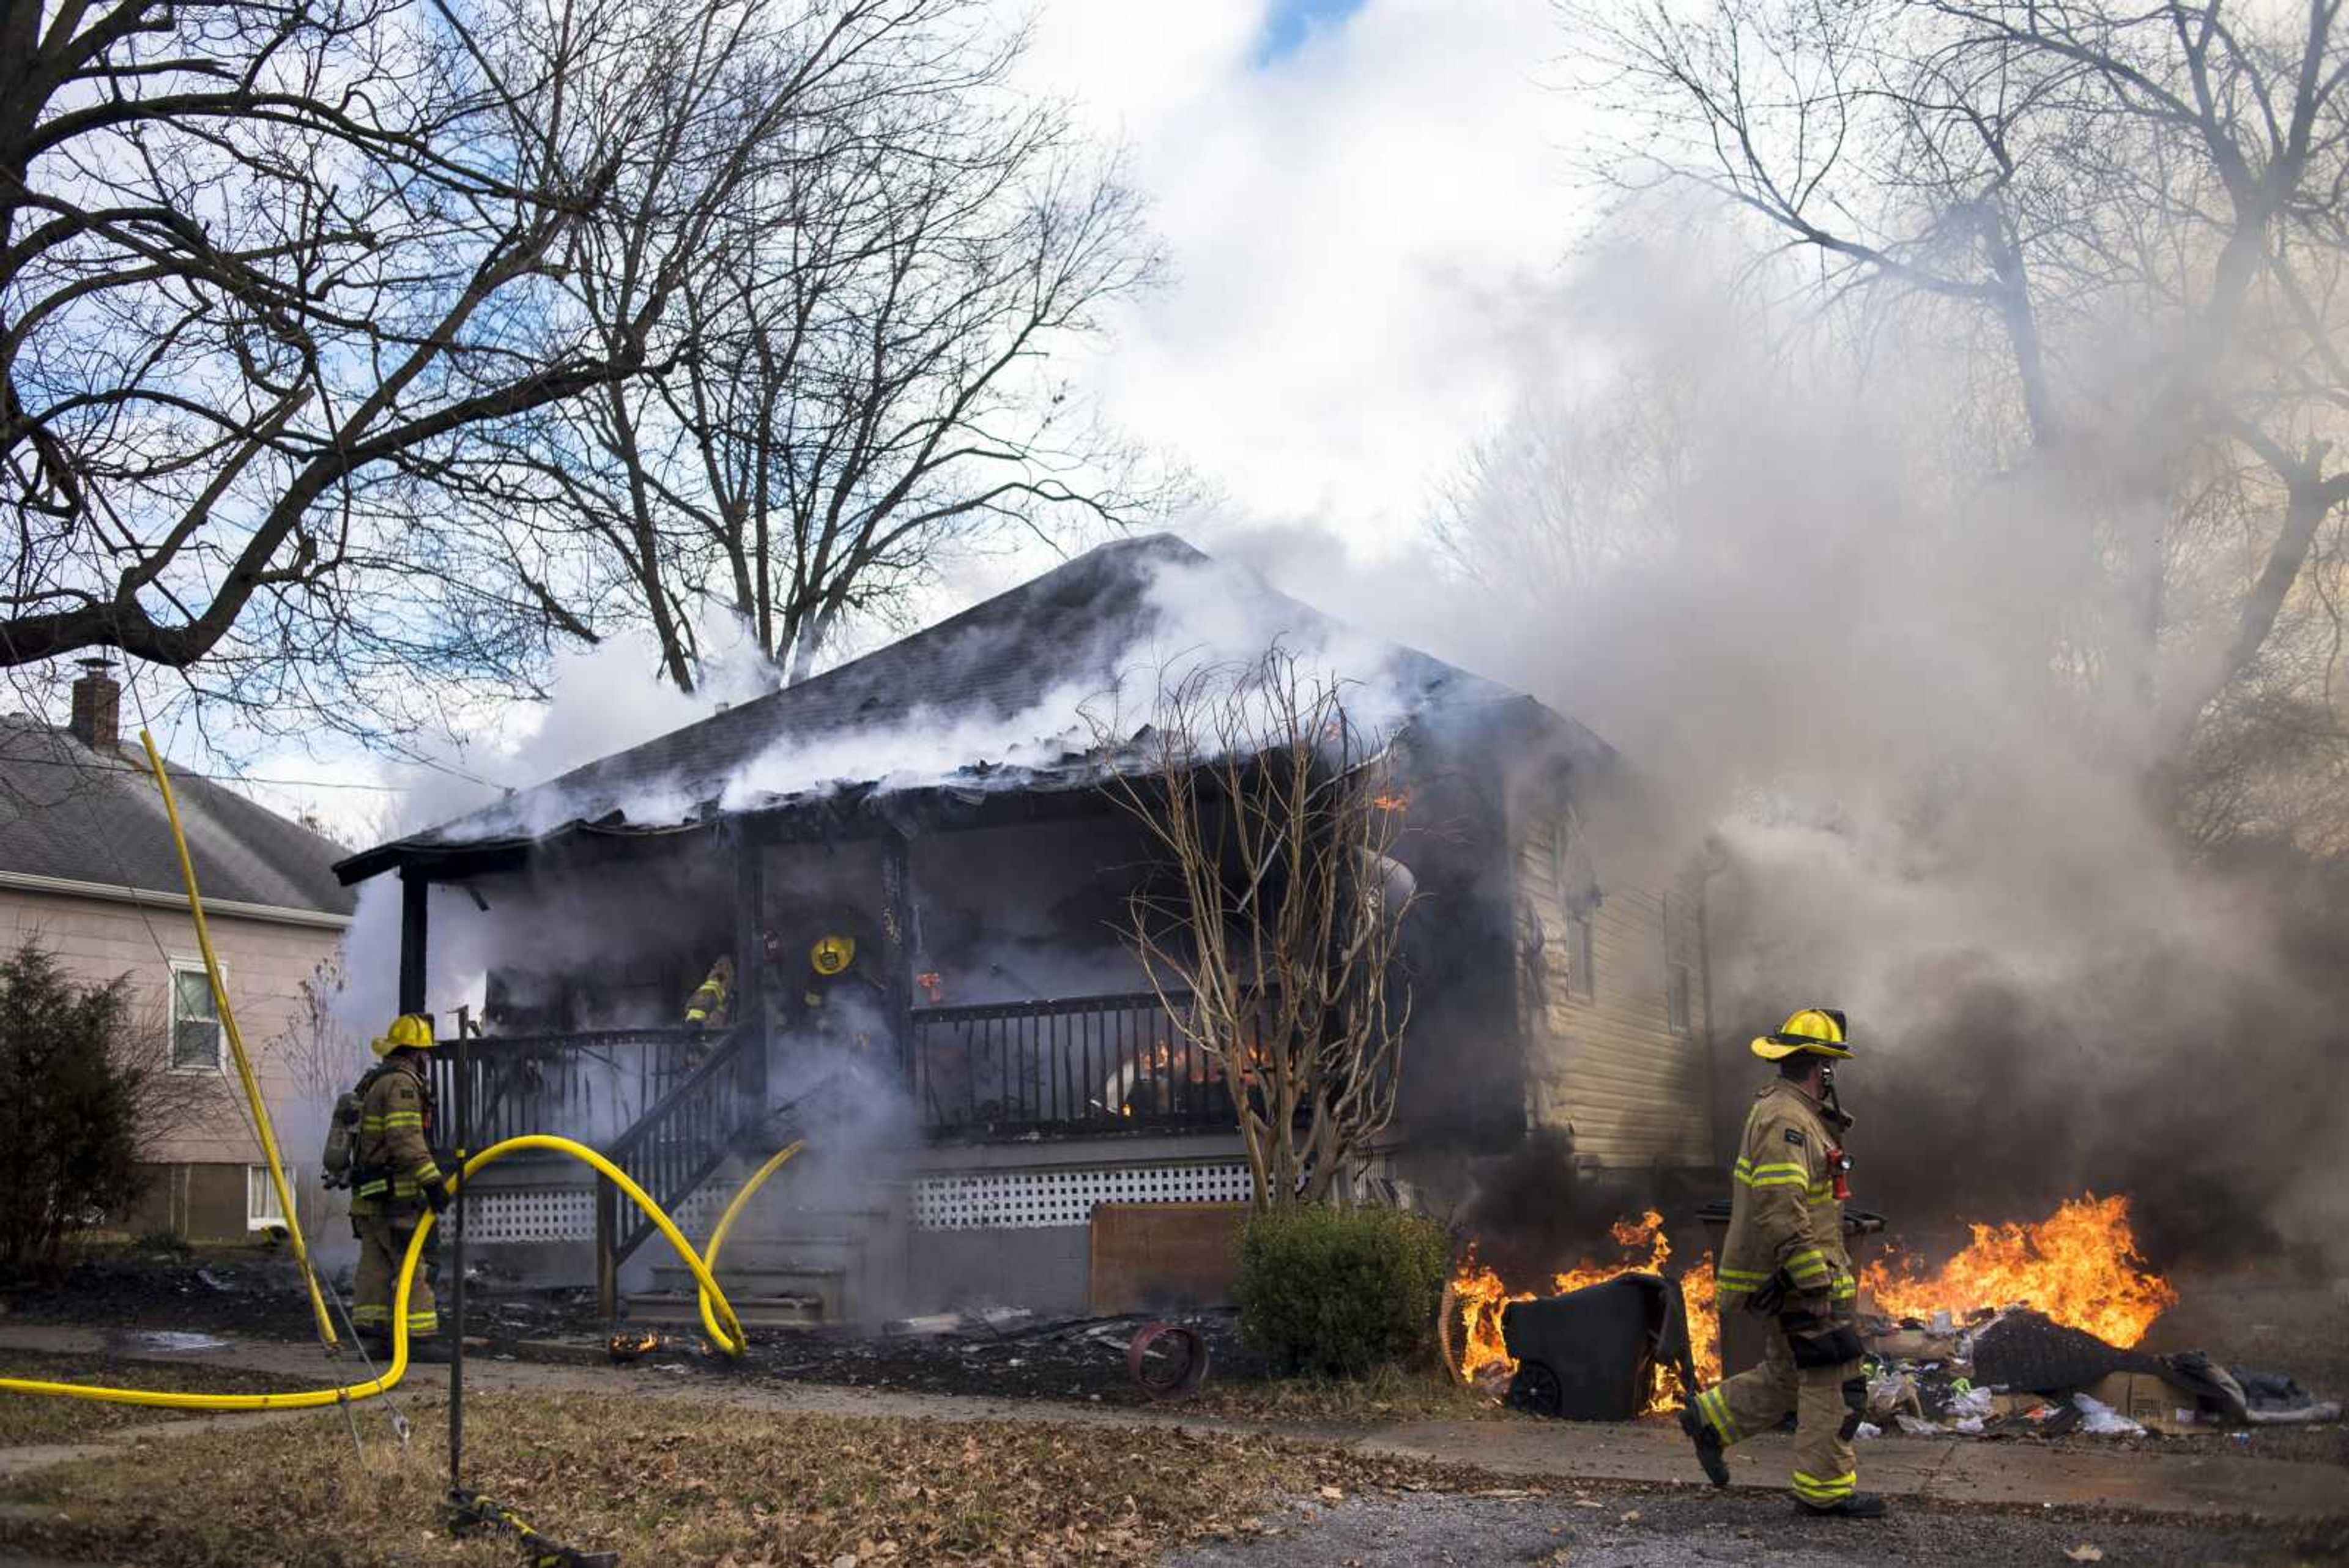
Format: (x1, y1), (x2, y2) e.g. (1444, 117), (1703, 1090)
(0, 943), (152, 1273)
(1234, 1203), (1452, 1378)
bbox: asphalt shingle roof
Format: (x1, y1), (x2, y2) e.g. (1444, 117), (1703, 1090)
(338, 533), (1597, 885)
(0, 718), (356, 918)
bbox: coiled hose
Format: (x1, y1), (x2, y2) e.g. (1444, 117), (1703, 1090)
(0, 1134), (803, 1413)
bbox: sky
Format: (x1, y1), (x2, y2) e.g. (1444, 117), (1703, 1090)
(128, 0), (1594, 844)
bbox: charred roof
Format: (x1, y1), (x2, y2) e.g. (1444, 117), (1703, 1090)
(337, 534), (1610, 885)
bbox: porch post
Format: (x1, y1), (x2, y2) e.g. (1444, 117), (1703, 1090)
(880, 828), (915, 1081)
(731, 817), (766, 1102)
(398, 868), (429, 1016)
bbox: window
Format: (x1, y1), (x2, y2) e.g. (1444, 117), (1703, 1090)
(1567, 913), (1595, 1000)
(169, 962), (224, 1072)
(247, 1166), (291, 1232)
(1550, 809), (1599, 1001)
(1668, 962), (1693, 1035)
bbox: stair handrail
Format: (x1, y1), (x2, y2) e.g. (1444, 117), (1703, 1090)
(594, 1022), (759, 1312)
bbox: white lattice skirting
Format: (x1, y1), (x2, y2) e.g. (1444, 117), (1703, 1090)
(913, 1164), (1252, 1230)
(462, 1184), (727, 1244)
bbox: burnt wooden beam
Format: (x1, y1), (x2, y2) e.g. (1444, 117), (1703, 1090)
(730, 817), (767, 1103)
(880, 827), (915, 1080)
(398, 869), (429, 1016)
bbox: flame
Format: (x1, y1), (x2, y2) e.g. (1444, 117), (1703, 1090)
(1860, 1193), (2176, 1348)
(1449, 1211), (1721, 1413)
(1373, 788), (1411, 813)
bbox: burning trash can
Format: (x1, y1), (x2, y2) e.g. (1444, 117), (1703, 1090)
(1497, 1273), (1695, 1420)
(1698, 1198), (1887, 1379)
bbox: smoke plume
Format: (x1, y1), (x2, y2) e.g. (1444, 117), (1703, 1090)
(1255, 231), (2349, 1274)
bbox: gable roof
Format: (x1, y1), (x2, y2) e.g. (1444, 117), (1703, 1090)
(338, 534), (1606, 885)
(0, 718), (356, 924)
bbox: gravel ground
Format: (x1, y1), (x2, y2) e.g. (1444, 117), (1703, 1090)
(1168, 1487), (2349, 1567)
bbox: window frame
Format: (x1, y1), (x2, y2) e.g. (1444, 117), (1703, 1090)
(1667, 961), (1693, 1035)
(1566, 911), (1596, 1001)
(167, 958), (227, 1074)
(247, 1165), (291, 1232)
(1549, 811), (1598, 1001)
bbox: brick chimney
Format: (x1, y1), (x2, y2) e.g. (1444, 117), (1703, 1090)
(69, 658), (120, 752)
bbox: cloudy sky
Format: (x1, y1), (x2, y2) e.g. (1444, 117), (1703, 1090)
(220, 0), (1590, 840)
(1023, 0), (1580, 542)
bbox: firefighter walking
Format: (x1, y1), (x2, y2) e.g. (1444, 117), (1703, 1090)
(1679, 1008), (1885, 1518)
(347, 1014), (454, 1361)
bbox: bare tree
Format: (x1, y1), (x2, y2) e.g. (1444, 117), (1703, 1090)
(1, 0), (992, 733)
(1096, 650), (1418, 1209)
(1556, 0), (2349, 790)
(445, 8), (1168, 692)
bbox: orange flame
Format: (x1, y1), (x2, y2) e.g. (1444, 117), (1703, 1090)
(1373, 788), (1411, 813)
(1449, 1211), (1721, 1413)
(1860, 1193), (2176, 1348)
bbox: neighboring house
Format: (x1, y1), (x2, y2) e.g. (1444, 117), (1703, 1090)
(336, 536), (1716, 1318)
(0, 663), (356, 1243)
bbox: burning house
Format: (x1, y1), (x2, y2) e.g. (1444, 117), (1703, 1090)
(333, 536), (1716, 1321)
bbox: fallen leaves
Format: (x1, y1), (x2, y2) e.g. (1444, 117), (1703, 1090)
(0, 1391), (1513, 1568)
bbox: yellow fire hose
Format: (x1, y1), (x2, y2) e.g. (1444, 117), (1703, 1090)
(0, 1134), (776, 1411)
(13, 727), (809, 1422)
(694, 1139), (804, 1347)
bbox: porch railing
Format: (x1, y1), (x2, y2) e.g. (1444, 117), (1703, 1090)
(910, 991), (1236, 1138)
(427, 1027), (711, 1153)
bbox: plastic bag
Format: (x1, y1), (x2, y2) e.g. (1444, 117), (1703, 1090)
(2073, 1393), (2145, 1436)
(1949, 1386), (1997, 1421)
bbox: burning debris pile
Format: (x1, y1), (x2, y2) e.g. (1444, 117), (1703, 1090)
(1445, 1194), (2340, 1440)
(1861, 1194), (2178, 1349)
(1854, 1195), (2337, 1438)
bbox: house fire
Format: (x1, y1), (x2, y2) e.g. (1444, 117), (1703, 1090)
(333, 536), (1718, 1323)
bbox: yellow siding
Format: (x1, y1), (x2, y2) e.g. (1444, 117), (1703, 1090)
(1520, 812), (1712, 1169)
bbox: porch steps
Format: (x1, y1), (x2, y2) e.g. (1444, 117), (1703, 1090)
(623, 1285), (826, 1330)
(644, 1260), (848, 1319)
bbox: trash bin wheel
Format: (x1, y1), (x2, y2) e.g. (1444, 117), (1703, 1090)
(1507, 1360), (1564, 1418)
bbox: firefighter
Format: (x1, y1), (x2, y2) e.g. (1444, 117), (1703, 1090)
(681, 954), (735, 1069)
(684, 955), (733, 1031)
(763, 926), (880, 1047)
(347, 1013), (454, 1362)
(1678, 1008), (1884, 1518)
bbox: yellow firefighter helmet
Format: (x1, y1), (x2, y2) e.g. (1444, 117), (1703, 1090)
(1750, 1006), (1852, 1061)
(370, 1013), (437, 1057)
(809, 934), (856, 976)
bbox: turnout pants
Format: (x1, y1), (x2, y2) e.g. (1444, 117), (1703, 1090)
(1690, 1309), (1865, 1509)
(352, 1215), (439, 1340)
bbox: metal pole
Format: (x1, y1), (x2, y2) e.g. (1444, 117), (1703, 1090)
(450, 1022), (469, 1493)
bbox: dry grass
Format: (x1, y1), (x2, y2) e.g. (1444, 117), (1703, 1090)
(0, 1389), (1510, 1567)
(0, 1353), (336, 1446)
(1187, 1360), (1505, 1425)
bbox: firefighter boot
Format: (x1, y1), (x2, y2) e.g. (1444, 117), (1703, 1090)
(1798, 1492), (1888, 1519)
(1677, 1403), (1730, 1487)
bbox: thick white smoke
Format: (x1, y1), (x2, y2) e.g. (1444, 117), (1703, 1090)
(1222, 233), (2349, 1269)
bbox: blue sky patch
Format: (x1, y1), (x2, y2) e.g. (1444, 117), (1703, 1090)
(1255, 0), (1367, 64)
